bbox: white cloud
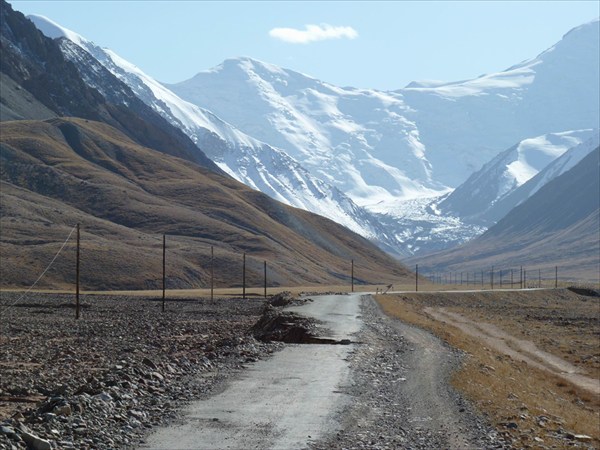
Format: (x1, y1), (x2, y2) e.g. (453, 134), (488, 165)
(269, 24), (358, 44)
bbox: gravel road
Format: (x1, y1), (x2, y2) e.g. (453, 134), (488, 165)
(311, 295), (507, 449)
(1, 292), (507, 449)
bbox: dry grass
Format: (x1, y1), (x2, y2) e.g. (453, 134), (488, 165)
(376, 290), (600, 448)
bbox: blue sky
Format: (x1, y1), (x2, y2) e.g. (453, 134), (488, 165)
(9, 1), (600, 90)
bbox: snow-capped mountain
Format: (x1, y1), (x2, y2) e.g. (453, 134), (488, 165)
(400, 18), (599, 187)
(439, 129), (599, 224)
(483, 132), (600, 225)
(28, 14), (404, 254)
(168, 19), (599, 194)
(168, 57), (443, 208)
(26, 13), (600, 258)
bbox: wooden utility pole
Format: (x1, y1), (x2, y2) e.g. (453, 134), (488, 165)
(162, 234), (166, 312)
(264, 260), (267, 298)
(351, 259), (354, 292)
(76, 223), (80, 320)
(520, 266), (523, 289)
(415, 264), (418, 292)
(242, 252), (246, 300)
(210, 245), (214, 301)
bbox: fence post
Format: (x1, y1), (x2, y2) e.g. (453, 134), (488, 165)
(162, 234), (166, 312)
(210, 245), (214, 301)
(520, 266), (523, 289)
(76, 223), (80, 320)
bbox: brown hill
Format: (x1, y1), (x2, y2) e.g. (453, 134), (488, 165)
(407, 148), (600, 282)
(0, 118), (410, 290)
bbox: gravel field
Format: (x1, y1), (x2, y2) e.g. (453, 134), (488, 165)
(0, 292), (282, 449)
(4, 290), (584, 450)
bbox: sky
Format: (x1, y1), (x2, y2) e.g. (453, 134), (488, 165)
(9, 1), (600, 90)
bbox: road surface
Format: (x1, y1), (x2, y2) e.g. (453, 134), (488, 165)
(142, 294), (362, 449)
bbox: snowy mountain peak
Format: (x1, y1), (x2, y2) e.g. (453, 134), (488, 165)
(27, 14), (87, 47)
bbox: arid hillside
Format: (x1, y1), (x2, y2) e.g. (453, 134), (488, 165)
(408, 147), (600, 282)
(0, 118), (410, 290)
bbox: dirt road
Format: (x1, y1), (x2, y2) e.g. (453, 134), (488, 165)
(426, 307), (600, 395)
(143, 294), (499, 449)
(142, 294), (362, 449)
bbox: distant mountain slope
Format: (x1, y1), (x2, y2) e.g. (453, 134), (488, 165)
(0, 118), (411, 290)
(439, 130), (598, 224)
(26, 13), (404, 255)
(401, 18), (600, 186)
(0, 72), (56, 121)
(410, 147), (600, 281)
(488, 147), (599, 235)
(483, 133), (600, 225)
(0, 0), (218, 172)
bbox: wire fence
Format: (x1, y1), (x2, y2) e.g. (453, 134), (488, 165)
(1, 224), (596, 320)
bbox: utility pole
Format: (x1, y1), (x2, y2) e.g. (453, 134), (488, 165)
(351, 259), (354, 292)
(415, 264), (419, 292)
(242, 252), (246, 300)
(162, 234), (166, 312)
(210, 245), (214, 301)
(264, 260), (267, 298)
(76, 223), (80, 320)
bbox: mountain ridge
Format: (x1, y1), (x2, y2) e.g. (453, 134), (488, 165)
(0, 0), (410, 289)
(25, 13), (407, 256)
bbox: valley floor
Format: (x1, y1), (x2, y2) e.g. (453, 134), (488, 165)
(0, 289), (598, 449)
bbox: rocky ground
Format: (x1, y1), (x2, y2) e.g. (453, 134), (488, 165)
(310, 296), (509, 450)
(0, 292), (283, 449)
(4, 290), (592, 449)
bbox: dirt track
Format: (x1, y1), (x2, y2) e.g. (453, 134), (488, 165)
(378, 288), (600, 449)
(426, 307), (600, 395)
(311, 295), (503, 449)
